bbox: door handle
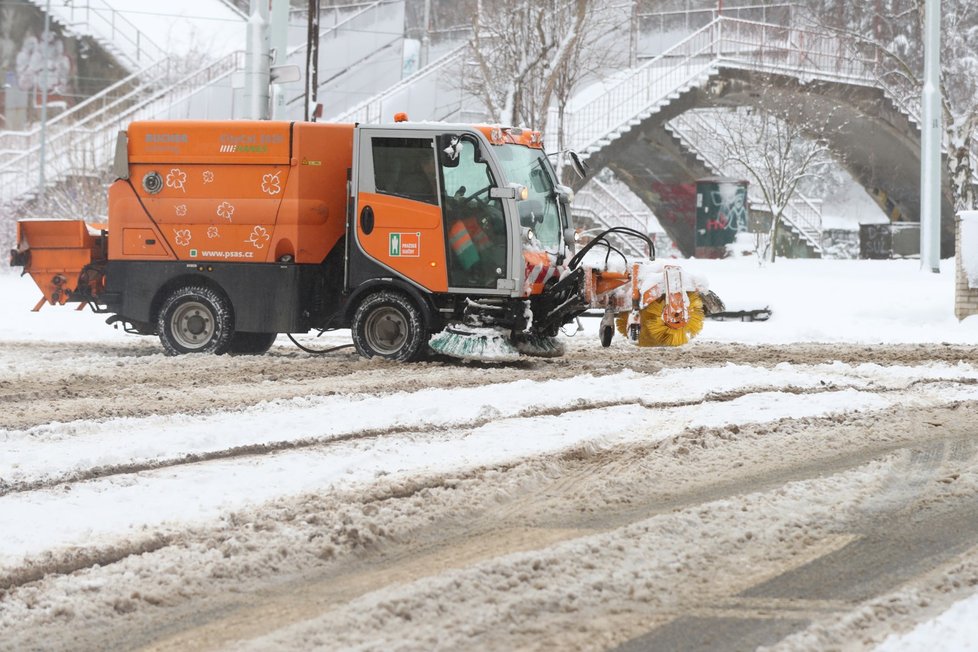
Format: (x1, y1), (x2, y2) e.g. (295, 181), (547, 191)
(360, 205), (375, 235)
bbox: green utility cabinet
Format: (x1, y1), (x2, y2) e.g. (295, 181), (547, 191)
(695, 177), (749, 258)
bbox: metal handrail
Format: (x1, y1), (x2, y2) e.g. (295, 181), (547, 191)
(286, 0), (385, 57)
(569, 206), (649, 259)
(574, 178), (652, 234)
(58, 0), (168, 67)
(330, 43), (468, 123)
(561, 16), (894, 155)
(0, 58), (179, 156)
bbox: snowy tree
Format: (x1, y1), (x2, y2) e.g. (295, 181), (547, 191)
(709, 107), (832, 262)
(801, 0), (978, 212)
(467, 0), (612, 132)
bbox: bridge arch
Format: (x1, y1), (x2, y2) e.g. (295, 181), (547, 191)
(561, 21), (955, 257)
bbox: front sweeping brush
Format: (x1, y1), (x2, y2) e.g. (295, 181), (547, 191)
(616, 291), (705, 347)
(428, 324), (521, 362)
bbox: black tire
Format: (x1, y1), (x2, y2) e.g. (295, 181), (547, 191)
(351, 291), (427, 361)
(227, 332), (277, 355)
(600, 324), (614, 348)
(157, 285), (234, 356)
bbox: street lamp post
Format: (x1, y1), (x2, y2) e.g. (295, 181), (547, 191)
(920, 0), (941, 273)
(38, 0), (51, 202)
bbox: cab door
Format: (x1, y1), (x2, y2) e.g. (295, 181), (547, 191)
(437, 134), (511, 292)
(352, 127), (449, 293)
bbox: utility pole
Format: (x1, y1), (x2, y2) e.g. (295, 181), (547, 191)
(305, 0), (320, 121)
(629, 0), (637, 68)
(244, 0), (271, 120)
(38, 0), (51, 202)
(270, 0), (289, 119)
(920, 0), (941, 273)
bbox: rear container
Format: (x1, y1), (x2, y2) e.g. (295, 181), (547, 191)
(11, 219), (107, 308)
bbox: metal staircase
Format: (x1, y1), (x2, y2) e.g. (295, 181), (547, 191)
(551, 17), (912, 157)
(571, 179), (658, 259)
(1, 1), (404, 206)
(330, 43), (469, 123)
(282, 0), (408, 120)
(23, 0), (168, 72)
(0, 52), (244, 206)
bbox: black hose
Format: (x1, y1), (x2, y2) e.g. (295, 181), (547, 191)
(569, 226), (656, 269)
(287, 333), (355, 355)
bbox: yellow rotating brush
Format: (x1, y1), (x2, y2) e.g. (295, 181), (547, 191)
(616, 291), (705, 347)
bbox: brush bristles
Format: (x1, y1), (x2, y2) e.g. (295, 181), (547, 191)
(615, 292), (705, 347)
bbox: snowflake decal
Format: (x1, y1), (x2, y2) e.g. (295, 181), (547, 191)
(166, 168), (187, 193)
(202, 170), (214, 184)
(261, 172), (281, 195)
(207, 226), (220, 239)
(247, 225), (271, 249)
(173, 229), (192, 247)
(175, 204), (188, 217)
(217, 201), (235, 222)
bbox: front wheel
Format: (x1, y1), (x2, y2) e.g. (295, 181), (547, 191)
(157, 285), (233, 355)
(351, 291), (427, 362)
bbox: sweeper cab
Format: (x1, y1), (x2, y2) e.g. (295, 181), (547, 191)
(10, 118), (720, 361)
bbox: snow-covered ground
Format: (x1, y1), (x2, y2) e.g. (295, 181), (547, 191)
(5, 256), (977, 346)
(3, 257), (978, 650)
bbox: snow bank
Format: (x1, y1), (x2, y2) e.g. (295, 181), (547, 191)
(6, 257), (977, 349)
(876, 591), (978, 651)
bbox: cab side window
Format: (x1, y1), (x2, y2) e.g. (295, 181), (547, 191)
(371, 137), (438, 205)
(440, 138), (507, 289)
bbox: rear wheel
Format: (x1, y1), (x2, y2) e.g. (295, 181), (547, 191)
(351, 291), (426, 361)
(227, 332), (277, 355)
(157, 285), (233, 355)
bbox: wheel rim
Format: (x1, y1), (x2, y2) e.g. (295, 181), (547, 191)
(170, 300), (215, 350)
(363, 306), (408, 356)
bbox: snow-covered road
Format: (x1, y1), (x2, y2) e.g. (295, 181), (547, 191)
(4, 259), (978, 651)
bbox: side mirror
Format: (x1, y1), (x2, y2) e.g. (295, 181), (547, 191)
(518, 199), (544, 226)
(567, 150), (589, 180)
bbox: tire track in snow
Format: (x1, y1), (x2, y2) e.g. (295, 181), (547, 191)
(3, 377), (974, 498)
(0, 384), (972, 593)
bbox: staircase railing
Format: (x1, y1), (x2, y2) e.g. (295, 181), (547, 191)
(27, 0), (168, 69)
(284, 0), (404, 117)
(0, 52), (244, 205)
(572, 179), (657, 258)
(561, 16), (896, 156)
(0, 57), (185, 159)
(331, 43), (468, 123)
(562, 21), (720, 154)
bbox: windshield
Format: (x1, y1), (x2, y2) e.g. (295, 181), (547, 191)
(494, 144), (562, 252)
